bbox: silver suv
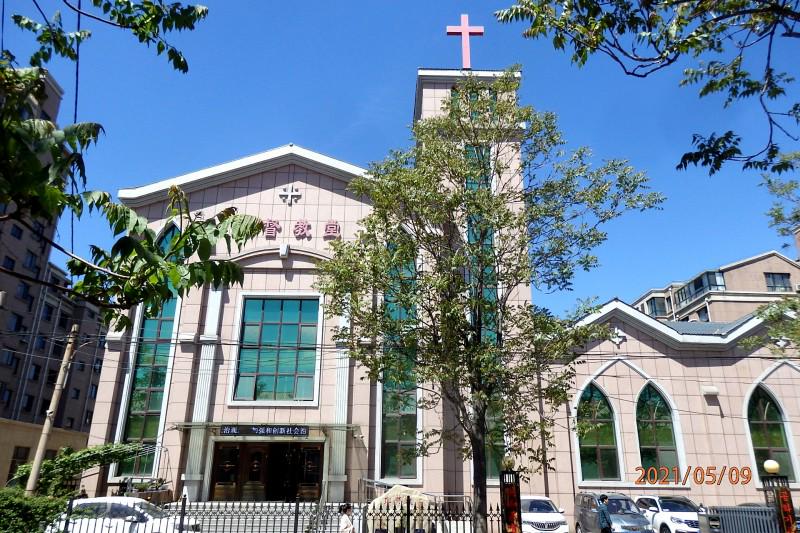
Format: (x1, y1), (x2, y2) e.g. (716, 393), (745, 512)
(574, 492), (654, 533)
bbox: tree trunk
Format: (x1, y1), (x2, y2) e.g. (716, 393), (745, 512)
(470, 411), (489, 533)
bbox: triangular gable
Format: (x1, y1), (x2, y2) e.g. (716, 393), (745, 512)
(578, 299), (766, 350)
(118, 144), (367, 208)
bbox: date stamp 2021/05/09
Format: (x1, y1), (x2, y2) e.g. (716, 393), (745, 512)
(635, 466), (753, 485)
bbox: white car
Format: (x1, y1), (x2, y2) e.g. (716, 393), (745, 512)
(521, 495), (569, 533)
(47, 496), (200, 533)
(635, 496), (700, 533)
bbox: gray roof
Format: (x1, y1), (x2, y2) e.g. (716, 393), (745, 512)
(663, 314), (754, 336)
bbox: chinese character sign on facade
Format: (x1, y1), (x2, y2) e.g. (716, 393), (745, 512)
(293, 219), (311, 239)
(264, 219), (281, 239)
(323, 220), (341, 239)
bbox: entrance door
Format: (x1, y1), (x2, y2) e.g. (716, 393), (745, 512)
(210, 442), (323, 501)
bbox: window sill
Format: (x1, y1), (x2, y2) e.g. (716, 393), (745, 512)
(227, 398), (319, 408)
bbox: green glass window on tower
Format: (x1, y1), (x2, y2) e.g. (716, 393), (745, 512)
(578, 383), (620, 480)
(234, 298), (319, 401)
(748, 387), (796, 481)
(637, 384), (678, 471)
(465, 145), (497, 343)
(119, 225), (179, 476)
(485, 411), (505, 479)
(380, 245), (418, 479)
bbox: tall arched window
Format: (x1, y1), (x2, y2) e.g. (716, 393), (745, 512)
(637, 384), (678, 470)
(748, 387), (796, 481)
(118, 225), (180, 476)
(578, 383), (619, 480)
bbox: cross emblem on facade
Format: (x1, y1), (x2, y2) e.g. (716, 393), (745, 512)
(279, 185), (302, 206)
(610, 327), (627, 347)
(446, 14), (484, 70)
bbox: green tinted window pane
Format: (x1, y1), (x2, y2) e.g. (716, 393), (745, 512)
(399, 415), (416, 439)
(154, 343), (170, 365)
(244, 299), (262, 322)
(126, 415), (144, 439)
(300, 325), (317, 346)
(770, 451), (796, 481)
(658, 449), (678, 470)
(150, 367), (167, 388)
(381, 444), (398, 478)
(258, 349), (278, 373)
(264, 300), (281, 322)
(383, 391), (400, 413)
(599, 448), (619, 479)
(764, 401), (782, 421)
(239, 349), (258, 373)
(297, 350), (316, 373)
(260, 324), (279, 345)
(655, 423), (675, 445)
(142, 320), (158, 339)
(136, 344), (155, 365)
(160, 298), (176, 318)
(640, 447), (658, 471)
(276, 375), (294, 399)
(158, 320), (174, 339)
(130, 390), (147, 412)
(383, 415), (400, 439)
(137, 451), (154, 475)
(750, 423), (768, 447)
(596, 422), (615, 445)
(766, 423), (788, 447)
(235, 376), (255, 400)
(638, 422), (655, 446)
(147, 391), (164, 411)
(300, 300), (319, 323)
(487, 445), (502, 478)
(282, 300), (301, 323)
(134, 367), (152, 388)
(580, 447), (599, 480)
(280, 325), (298, 345)
(118, 456), (135, 476)
(581, 426), (597, 445)
(295, 376), (314, 400)
(399, 393), (416, 414)
(142, 415), (160, 439)
(256, 375), (275, 400)
(754, 449), (771, 477)
(399, 445), (417, 477)
(243, 325), (260, 344)
(278, 351), (296, 373)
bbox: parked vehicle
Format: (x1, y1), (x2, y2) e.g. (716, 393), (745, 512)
(520, 495), (569, 533)
(575, 492), (653, 533)
(46, 496), (201, 533)
(635, 496), (700, 533)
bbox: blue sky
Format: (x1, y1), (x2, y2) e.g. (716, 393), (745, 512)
(7, 1), (793, 316)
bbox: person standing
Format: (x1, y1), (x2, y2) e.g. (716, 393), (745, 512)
(598, 495), (613, 533)
(339, 503), (355, 533)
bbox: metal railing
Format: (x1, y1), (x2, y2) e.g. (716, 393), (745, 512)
(43, 495), (502, 533)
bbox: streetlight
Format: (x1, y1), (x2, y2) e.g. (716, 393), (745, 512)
(761, 460), (796, 533)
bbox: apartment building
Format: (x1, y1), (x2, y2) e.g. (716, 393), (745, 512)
(0, 71), (106, 484)
(631, 251), (800, 322)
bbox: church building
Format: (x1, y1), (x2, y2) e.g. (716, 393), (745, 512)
(86, 24), (800, 519)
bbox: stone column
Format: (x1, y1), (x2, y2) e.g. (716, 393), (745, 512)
(328, 311), (350, 502)
(182, 286), (223, 501)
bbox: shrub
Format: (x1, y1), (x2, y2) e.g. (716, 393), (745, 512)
(0, 488), (65, 533)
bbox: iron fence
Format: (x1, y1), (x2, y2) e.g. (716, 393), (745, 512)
(43, 495), (505, 533)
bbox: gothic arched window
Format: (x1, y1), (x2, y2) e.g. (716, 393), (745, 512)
(637, 384), (678, 470)
(748, 387), (795, 481)
(578, 383), (619, 480)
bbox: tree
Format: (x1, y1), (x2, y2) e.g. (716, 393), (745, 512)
(1, 2), (265, 328)
(10, 442), (144, 497)
(316, 71), (663, 532)
(496, 0), (800, 174)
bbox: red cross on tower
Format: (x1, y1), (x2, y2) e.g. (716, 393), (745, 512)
(446, 14), (484, 70)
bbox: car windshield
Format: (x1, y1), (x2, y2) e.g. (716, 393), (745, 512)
(524, 500), (557, 513)
(607, 498), (640, 515)
(660, 500), (697, 513)
(135, 501), (168, 519)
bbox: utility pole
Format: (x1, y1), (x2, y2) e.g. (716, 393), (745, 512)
(26, 323), (79, 495)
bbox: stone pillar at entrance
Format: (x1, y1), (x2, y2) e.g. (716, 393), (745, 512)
(328, 342), (350, 501)
(183, 286), (223, 500)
